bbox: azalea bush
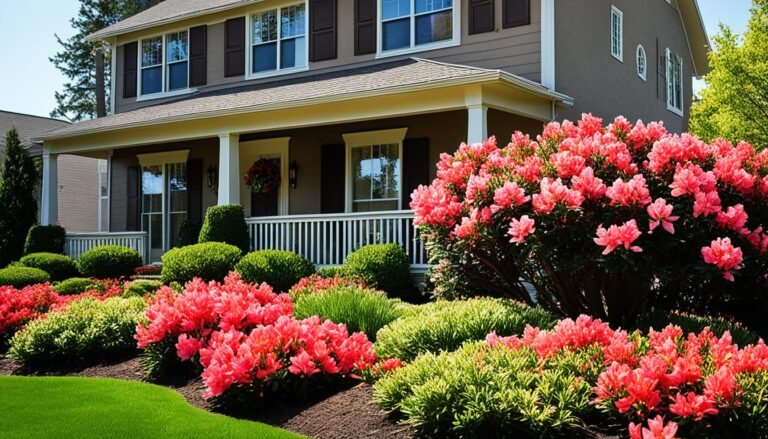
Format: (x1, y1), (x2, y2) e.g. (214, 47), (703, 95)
(412, 114), (768, 326)
(0, 283), (59, 342)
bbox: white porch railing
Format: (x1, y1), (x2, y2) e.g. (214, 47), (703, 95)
(245, 211), (428, 270)
(65, 232), (149, 263)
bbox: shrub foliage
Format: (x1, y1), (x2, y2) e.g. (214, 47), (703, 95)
(24, 225), (66, 255)
(198, 205), (249, 253)
(235, 250), (315, 293)
(161, 242), (242, 284)
(343, 244), (414, 300)
(77, 245), (142, 279)
(18, 252), (79, 281)
(0, 266), (50, 288)
(51, 277), (97, 296)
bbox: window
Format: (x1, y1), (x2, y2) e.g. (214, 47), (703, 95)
(666, 48), (684, 115)
(343, 128), (407, 212)
(250, 4), (307, 76)
(139, 30), (190, 96)
(610, 6), (623, 61)
(636, 45), (647, 81)
(380, 0), (459, 55)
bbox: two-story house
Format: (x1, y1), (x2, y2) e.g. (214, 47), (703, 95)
(38, 0), (710, 269)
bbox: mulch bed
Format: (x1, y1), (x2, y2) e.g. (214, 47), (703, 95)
(0, 355), (413, 439)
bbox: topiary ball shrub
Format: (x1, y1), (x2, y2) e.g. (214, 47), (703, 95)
(235, 250), (315, 293)
(0, 266), (50, 288)
(161, 242), (242, 284)
(51, 277), (97, 296)
(18, 252), (79, 281)
(23, 225), (66, 255)
(342, 244), (414, 300)
(198, 205), (249, 253)
(77, 245), (142, 279)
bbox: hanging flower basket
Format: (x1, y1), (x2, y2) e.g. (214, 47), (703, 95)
(244, 159), (281, 194)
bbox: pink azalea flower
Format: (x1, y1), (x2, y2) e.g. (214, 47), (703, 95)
(571, 167), (607, 200)
(693, 191), (722, 217)
(647, 198), (679, 234)
(508, 215), (536, 244)
(594, 220), (643, 255)
(701, 237), (744, 281)
(606, 174), (652, 208)
(491, 182), (530, 212)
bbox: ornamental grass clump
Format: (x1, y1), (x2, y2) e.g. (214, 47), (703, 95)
(412, 114), (768, 326)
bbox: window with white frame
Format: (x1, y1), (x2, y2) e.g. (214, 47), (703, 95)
(140, 30), (189, 96)
(343, 128), (407, 212)
(380, 0), (458, 54)
(666, 48), (684, 115)
(250, 4), (307, 75)
(610, 6), (623, 61)
(637, 45), (647, 81)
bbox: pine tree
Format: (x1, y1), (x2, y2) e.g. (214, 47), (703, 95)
(0, 129), (40, 266)
(50, 0), (156, 122)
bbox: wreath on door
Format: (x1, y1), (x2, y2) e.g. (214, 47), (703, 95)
(244, 158), (281, 194)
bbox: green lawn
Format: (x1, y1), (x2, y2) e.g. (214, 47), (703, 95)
(0, 376), (303, 439)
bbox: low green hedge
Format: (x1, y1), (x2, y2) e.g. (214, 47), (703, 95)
(0, 266), (50, 288)
(235, 250), (315, 292)
(123, 279), (163, 298)
(342, 244), (415, 301)
(161, 242), (242, 284)
(198, 205), (249, 253)
(18, 252), (79, 281)
(77, 246), (142, 279)
(293, 286), (405, 341)
(24, 225), (66, 255)
(9, 296), (147, 366)
(375, 298), (557, 361)
(52, 277), (97, 296)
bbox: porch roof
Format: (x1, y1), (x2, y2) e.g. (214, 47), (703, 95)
(38, 59), (573, 143)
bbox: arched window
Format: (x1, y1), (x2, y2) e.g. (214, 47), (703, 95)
(637, 45), (647, 81)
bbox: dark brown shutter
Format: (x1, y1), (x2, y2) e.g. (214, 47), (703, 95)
(310, 0), (337, 62)
(224, 17), (245, 77)
(189, 25), (207, 87)
(469, 0), (495, 35)
(187, 159), (203, 223)
(503, 0), (530, 28)
(126, 166), (140, 231)
(123, 42), (138, 98)
(355, 0), (376, 55)
(402, 138), (430, 209)
(321, 144), (345, 213)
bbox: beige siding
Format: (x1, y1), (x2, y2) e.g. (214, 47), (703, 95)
(58, 155), (100, 232)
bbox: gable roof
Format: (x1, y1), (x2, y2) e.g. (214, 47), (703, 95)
(39, 58), (573, 141)
(678, 0), (711, 76)
(88, 0), (259, 41)
(0, 111), (70, 157)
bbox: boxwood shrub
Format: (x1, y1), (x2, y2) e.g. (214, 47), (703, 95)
(375, 298), (557, 361)
(0, 266), (50, 288)
(342, 244), (414, 300)
(51, 277), (97, 296)
(18, 252), (79, 281)
(23, 225), (66, 255)
(77, 245), (142, 279)
(235, 250), (314, 292)
(123, 279), (163, 298)
(161, 242), (242, 284)
(198, 205), (249, 253)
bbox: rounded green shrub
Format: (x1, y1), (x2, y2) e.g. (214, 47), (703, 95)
(123, 279), (163, 298)
(316, 266), (344, 278)
(23, 225), (66, 255)
(161, 242), (242, 284)
(198, 205), (249, 253)
(342, 244), (414, 300)
(18, 252), (79, 281)
(235, 250), (315, 292)
(375, 298), (557, 361)
(293, 286), (405, 341)
(178, 220), (202, 247)
(0, 266), (50, 288)
(52, 277), (97, 296)
(77, 245), (142, 279)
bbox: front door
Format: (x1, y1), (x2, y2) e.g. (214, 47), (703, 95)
(240, 138), (289, 217)
(140, 155), (188, 262)
(250, 156), (280, 217)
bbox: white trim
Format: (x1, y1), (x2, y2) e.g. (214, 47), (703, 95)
(41, 153), (59, 226)
(343, 128), (408, 213)
(376, 0), (461, 58)
(218, 133), (241, 205)
(137, 149), (190, 167)
(540, 0), (556, 90)
(109, 42), (117, 115)
(239, 137), (291, 216)
(665, 48), (684, 116)
(97, 159), (110, 232)
(636, 44), (647, 81)
(244, 1), (309, 81)
(137, 27), (194, 100)
(610, 6), (623, 62)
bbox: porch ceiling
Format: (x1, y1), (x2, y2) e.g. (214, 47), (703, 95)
(40, 58), (573, 154)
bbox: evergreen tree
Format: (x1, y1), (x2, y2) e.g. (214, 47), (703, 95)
(690, 0), (768, 146)
(50, 0), (156, 122)
(0, 129), (40, 266)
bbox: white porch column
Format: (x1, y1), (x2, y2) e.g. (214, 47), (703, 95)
(217, 133), (240, 205)
(41, 153), (59, 225)
(466, 104), (488, 145)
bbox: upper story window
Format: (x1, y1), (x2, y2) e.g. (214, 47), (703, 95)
(636, 45), (647, 81)
(380, 0), (459, 56)
(139, 30), (189, 97)
(610, 6), (623, 62)
(249, 4), (307, 76)
(666, 48), (684, 115)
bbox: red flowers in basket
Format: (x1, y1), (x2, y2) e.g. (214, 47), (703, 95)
(244, 158), (281, 194)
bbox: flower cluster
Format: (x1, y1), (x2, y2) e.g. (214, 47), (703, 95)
(134, 264), (162, 276)
(288, 274), (367, 298)
(0, 283), (59, 339)
(244, 158), (281, 194)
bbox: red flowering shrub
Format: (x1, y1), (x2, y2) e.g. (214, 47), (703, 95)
(412, 114), (768, 326)
(486, 316), (768, 437)
(134, 264), (162, 276)
(0, 283), (59, 341)
(288, 274), (367, 298)
(51, 279), (125, 311)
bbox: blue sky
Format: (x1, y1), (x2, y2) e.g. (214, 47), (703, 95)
(0, 0), (754, 119)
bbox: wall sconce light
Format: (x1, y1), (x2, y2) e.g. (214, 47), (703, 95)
(289, 160), (298, 189)
(207, 165), (218, 192)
